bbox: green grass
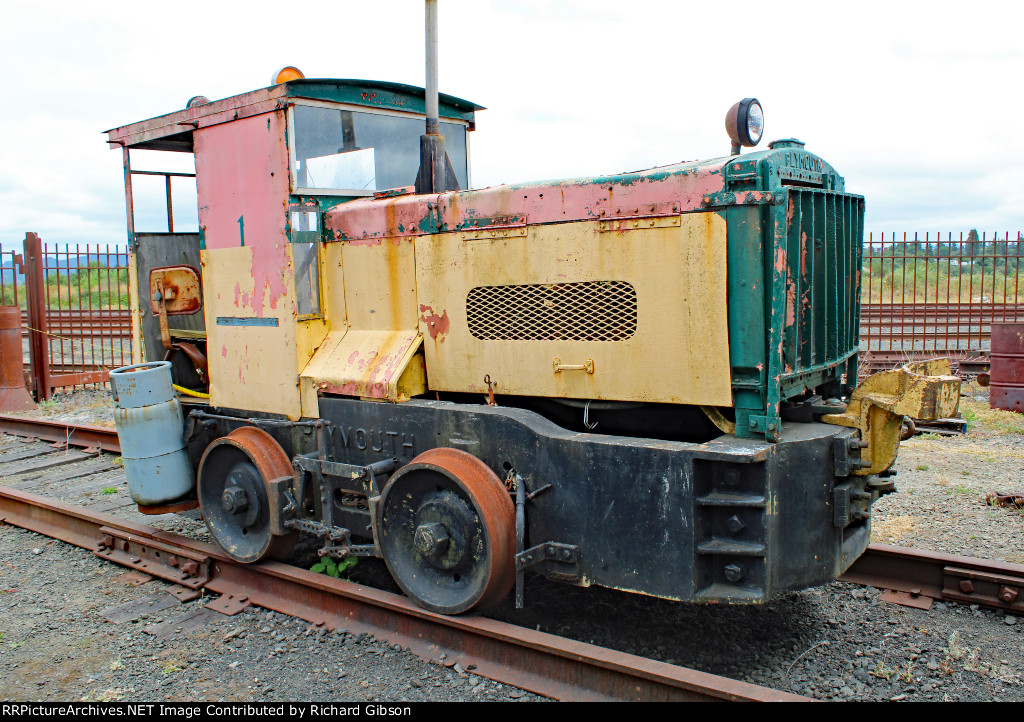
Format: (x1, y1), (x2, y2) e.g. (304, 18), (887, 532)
(101, 487), (118, 495)
(1, 262), (130, 310)
(958, 398), (1024, 435)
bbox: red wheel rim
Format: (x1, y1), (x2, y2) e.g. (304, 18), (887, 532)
(197, 426), (297, 563)
(379, 447), (514, 614)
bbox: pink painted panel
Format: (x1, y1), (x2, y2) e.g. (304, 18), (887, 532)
(195, 111), (291, 316)
(324, 158), (730, 242)
(106, 86), (284, 147)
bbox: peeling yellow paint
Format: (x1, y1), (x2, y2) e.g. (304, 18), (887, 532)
(202, 246), (302, 419)
(823, 359), (961, 476)
(414, 214), (732, 405)
(127, 249), (143, 365)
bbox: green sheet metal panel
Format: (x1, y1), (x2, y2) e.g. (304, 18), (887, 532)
(725, 144), (864, 440)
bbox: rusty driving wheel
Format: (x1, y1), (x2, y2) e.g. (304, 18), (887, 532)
(197, 426), (297, 564)
(377, 448), (515, 614)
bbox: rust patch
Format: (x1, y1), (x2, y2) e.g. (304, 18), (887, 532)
(149, 266), (202, 316)
(774, 245), (787, 274)
(419, 304), (450, 341)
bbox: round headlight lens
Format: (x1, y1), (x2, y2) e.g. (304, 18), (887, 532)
(746, 101), (764, 145)
(725, 97), (765, 149)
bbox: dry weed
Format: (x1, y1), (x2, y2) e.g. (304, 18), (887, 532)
(871, 514), (920, 544)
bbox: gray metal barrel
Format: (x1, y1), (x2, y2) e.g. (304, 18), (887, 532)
(110, 361), (195, 505)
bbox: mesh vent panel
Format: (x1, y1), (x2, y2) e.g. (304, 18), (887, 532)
(466, 281), (637, 341)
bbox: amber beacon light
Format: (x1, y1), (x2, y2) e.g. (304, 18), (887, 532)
(271, 66), (305, 85)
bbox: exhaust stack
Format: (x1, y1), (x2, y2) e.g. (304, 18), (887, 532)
(415, 0), (461, 194)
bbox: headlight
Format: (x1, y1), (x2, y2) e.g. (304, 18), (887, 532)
(725, 98), (764, 149)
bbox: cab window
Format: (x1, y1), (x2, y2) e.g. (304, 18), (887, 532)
(290, 104), (468, 194)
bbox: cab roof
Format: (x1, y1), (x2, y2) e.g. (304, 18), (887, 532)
(105, 78), (484, 152)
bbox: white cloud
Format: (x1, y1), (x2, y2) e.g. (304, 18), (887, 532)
(0, 0), (1021, 251)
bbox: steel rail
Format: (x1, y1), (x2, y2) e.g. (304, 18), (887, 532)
(0, 415), (120, 453)
(840, 544), (1024, 615)
(0, 485), (806, 702)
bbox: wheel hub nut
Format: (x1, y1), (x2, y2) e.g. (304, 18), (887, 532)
(414, 522), (450, 557)
(221, 486), (249, 514)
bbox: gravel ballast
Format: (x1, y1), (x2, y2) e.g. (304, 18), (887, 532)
(1, 384), (1022, 702)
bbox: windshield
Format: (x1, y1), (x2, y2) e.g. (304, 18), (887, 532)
(291, 104), (469, 193)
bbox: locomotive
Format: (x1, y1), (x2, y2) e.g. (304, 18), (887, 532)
(105, 69), (960, 614)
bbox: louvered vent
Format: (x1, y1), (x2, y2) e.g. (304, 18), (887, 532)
(466, 281), (638, 342)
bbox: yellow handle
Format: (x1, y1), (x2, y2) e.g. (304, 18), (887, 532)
(552, 358), (595, 374)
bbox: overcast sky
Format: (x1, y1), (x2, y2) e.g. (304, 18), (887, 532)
(1, 0), (1021, 249)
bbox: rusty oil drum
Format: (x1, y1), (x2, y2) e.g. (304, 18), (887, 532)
(990, 322), (1024, 413)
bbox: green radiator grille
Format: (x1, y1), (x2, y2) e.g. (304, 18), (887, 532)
(781, 189), (864, 378)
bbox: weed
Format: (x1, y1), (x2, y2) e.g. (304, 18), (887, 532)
(871, 514), (920, 544)
(161, 661), (182, 675)
(963, 649), (990, 675)
(869, 660), (898, 679)
(101, 487), (118, 495)
(899, 661), (915, 683)
(310, 556), (358, 578)
(112, 457), (124, 467)
(945, 631), (968, 660)
(915, 464), (929, 471)
(960, 469), (972, 476)
(8, 641), (22, 650)
(949, 485), (974, 495)
(961, 408), (980, 429)
(109, 658), (124, 671)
